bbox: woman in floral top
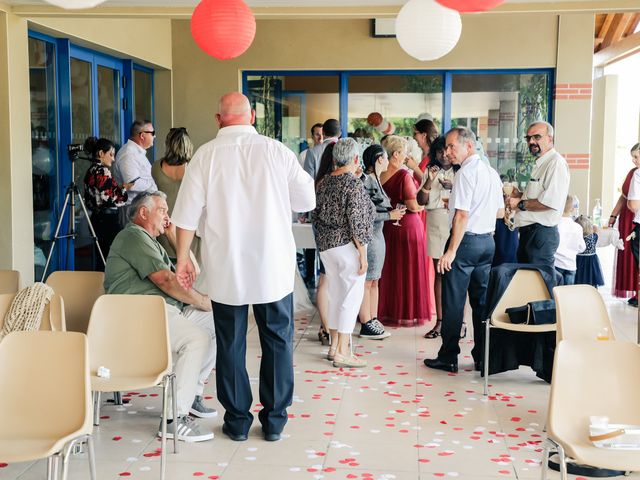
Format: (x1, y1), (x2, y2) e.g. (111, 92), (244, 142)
(313, 138), (375, 368)
(83, 137), (131, 270)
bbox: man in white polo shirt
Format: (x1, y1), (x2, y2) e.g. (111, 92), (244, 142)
(508, 121), (570, 267)
(626, 168), (640, 266)
(424, 127), (504, 373)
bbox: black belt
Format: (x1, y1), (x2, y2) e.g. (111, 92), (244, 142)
(464, 232), (492, 237)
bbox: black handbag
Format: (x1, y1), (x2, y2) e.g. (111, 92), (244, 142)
(505, 300), (556, 325)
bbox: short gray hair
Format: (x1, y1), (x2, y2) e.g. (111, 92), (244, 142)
(446, 127), (477, 146)
(332, 138), (359, 168)
(128, 191), (167, 221)
(528, 120), (554, 138)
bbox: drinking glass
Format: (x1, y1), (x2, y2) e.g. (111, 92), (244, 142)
(393, 203), (405, 226)
(502, 182), (514, 196)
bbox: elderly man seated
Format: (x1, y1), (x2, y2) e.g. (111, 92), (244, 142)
(104, 191), (216, 442)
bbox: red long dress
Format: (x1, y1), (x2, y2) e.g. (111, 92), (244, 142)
(378, 169), (434, 326)
(613, 168), (639, 298)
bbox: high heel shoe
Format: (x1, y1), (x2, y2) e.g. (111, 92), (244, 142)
(318, 326), (331, 346)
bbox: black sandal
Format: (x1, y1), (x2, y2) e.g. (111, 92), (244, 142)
(318, 326), (331, 346)
(424, 320), (442, 339)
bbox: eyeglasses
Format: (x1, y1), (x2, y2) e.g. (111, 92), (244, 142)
(525, 134), (544, 142)
(140, 130), (156, 137)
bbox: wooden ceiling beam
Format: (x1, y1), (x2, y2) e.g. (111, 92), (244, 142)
(601, 12), (633, 50)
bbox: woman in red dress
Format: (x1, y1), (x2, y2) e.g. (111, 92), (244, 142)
(608, 143), (640, 305)
(378, 136), (434, 326)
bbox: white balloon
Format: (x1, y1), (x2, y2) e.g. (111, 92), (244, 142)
(43, 0), (107, 9)
(395, 0), (462, 61)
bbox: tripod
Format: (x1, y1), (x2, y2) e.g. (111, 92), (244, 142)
(41, 152), (105, 281)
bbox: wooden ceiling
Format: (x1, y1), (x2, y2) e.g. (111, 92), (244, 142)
(594, 12), (640, 53)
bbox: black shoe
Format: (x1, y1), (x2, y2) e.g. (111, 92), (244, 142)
(423, 358), (458, 373)
(474, 361), (483, 372)
(264, 432), (281, 442)
(628, 297), (638, 307)
(222, 423), (248, 442)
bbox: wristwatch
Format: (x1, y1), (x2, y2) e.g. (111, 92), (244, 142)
(517, 200), (526, 211)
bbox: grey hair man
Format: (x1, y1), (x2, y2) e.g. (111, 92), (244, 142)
(424, 127), (503, 374)
(507, 120), (570, 266)
(104, 191), (217, 443)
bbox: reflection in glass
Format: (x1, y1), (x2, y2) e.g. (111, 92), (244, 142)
(450, 73), (550, 182)
(134, 69), (154, 161)
(29, 37), (59, 279)
(97, 65), (121, 148)
(247, 75), (340, 157)
(348, 74), (443, 140)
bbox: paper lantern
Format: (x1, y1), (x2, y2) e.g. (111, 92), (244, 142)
(191, 0), (256, 61)
(395, 0), (462, 62)
(435, 0), (504, 12)
(367, 112), (383, 128)
(43, 0), (107, 8)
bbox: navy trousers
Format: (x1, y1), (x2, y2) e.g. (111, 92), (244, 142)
(439, 233), (495, 364)
(517, 223), (559, 267)
(212, 293), (294, 436)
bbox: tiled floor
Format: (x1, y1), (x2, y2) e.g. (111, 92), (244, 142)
(2, 251), (639, 480)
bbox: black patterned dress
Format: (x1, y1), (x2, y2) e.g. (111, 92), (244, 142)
(84, 162), (128, 269)
(575, 233), (604, 287)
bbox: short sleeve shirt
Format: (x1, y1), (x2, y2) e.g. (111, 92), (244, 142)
(104, 223), (182, 309)
(628, 169), (640, 224)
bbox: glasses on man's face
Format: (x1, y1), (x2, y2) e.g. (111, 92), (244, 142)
(525, 134), (544, 142)
(140, 130), (156, 137)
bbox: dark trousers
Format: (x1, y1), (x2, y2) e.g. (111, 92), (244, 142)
(212, 293), (294, 436)
(517, 223), (559, 267)
(91, 211), (120, 271)
(439, 233), (495, 364)
(555, 267), (576, 286)
(304, 248), (316, 285)
(632, 223), (640, 265)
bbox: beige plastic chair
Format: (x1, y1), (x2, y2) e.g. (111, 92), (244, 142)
(542, 339), (640, 479)
(553, 284), (615, 343)
(0, 292), (66, 332)
(0, 270), (20, 294)
(0, 331), (95, 480)
(46, 271), (105, 333)
(87, 294), (176, 480)
(483, 269), (555, 395)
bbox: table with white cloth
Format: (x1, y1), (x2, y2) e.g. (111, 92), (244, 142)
(291, 222), (315, 313)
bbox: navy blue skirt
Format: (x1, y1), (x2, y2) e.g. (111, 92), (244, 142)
(575, 254), (604, 287)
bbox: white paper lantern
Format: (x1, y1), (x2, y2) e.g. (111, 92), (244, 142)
(395, 0), (462, 61)
(43, 0), (107, 9)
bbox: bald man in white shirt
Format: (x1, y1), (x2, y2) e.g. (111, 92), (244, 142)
(424, 127), (504, 374)
(172, 92), (316, 443)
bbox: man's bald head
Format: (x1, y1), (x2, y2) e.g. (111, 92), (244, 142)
(216, 92), (255, 128)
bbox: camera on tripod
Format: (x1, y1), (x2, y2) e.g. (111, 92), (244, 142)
(67, 144), (84, 162)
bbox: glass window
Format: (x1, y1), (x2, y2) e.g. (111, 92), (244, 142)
(451, 72), (551, 182)
(348, 74), (443, 140)
(29, 37), (59, 280)
(247, 75), (340, 157)
(97, 65), (121, 148)
(134, 69), (154, 161)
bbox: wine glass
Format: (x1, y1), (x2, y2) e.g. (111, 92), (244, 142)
(440, 188), (451, 208)
(393, 203), (405, 226)
(502, 181), (514, 196)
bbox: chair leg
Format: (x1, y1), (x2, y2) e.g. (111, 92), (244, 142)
(86, 435), (97, 480)
(540, 439), (551, 480)
(170, 373), (178, 454)
(113, 391), (123, 405)
(60, 439), (76, 480)
(161, 375), (169, 480)
(47, 454), (61, 480)
(93, 391), (101, 426)
(483, 320), (490, 396)
(557, 443), (568, 480)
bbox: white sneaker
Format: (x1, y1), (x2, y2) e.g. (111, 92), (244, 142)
(158, 416), (214, 442)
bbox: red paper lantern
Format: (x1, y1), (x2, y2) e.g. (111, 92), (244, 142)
(435, 0), (504, 13)
(367, 112), (383, 128)
(191, 0), (256, 60)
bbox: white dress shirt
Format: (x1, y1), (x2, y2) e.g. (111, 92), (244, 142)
(172, 125), (316, 306)
(554, 216), (586, 271)
(516, 148), (570, 228)
(113, 139), (157, 204)
(627, 169), (640, 224)
(448, 154), (503, 234)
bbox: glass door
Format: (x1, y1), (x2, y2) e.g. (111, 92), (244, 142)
(70, 48), (124, 270)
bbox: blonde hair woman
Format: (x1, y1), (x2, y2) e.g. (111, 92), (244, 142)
(377, 136), (434, 327)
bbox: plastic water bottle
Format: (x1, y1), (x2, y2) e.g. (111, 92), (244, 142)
(572, 196), (580, 219)
(593, 199), (602, 227)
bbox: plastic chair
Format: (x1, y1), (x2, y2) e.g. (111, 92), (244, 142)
(0, 331), (95, 480)
(46, 271), (104, 333)
(0, 292), (66, 332)
(87, 294), (177, 480)
(0, 270), (20, 294)
(483, 269), (555, 395)
(542, 339), (640, 479)
(553, 284), (615, 343)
